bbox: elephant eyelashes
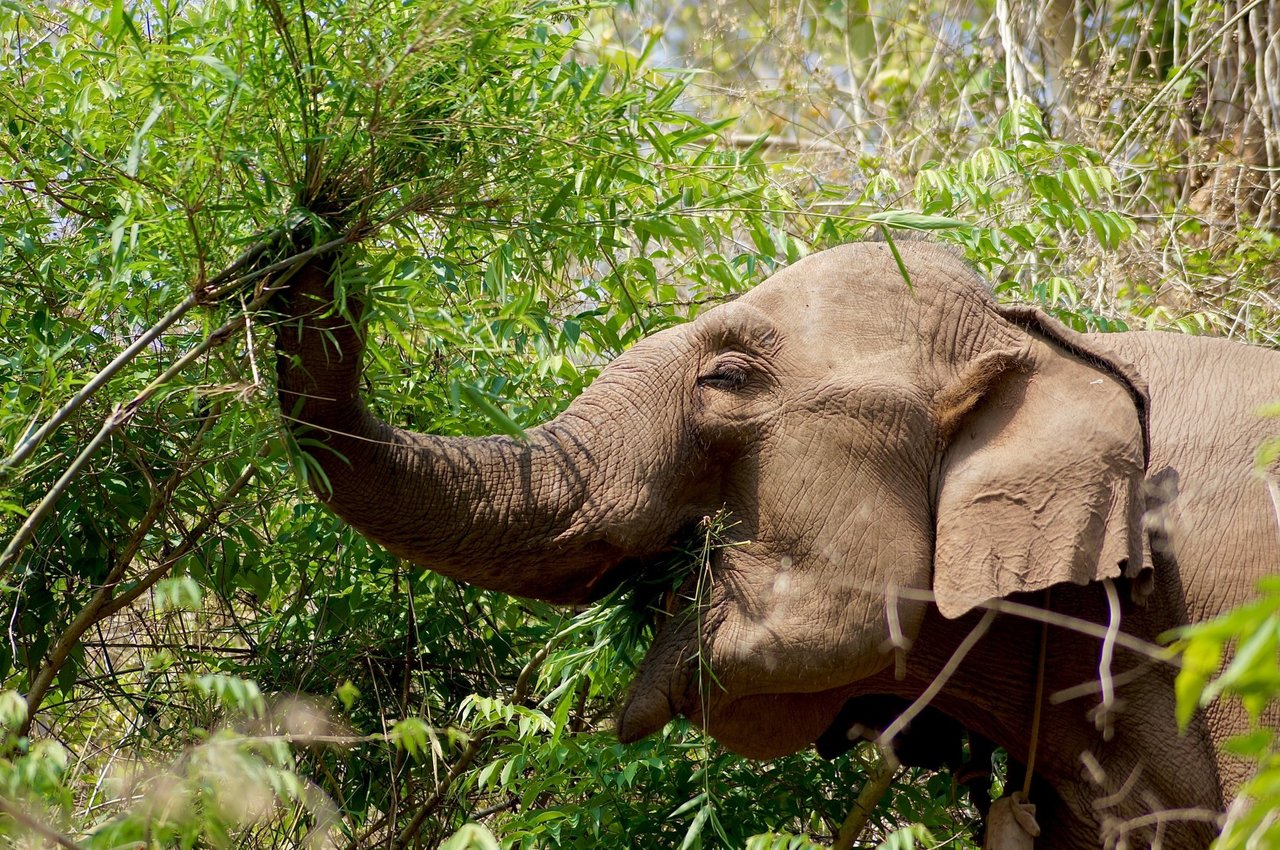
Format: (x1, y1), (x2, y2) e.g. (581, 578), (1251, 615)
(697, 360), (749, 390)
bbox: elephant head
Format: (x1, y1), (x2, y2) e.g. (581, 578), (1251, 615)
(276, 240), (1150, 759)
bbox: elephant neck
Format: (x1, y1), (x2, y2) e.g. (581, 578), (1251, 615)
(857, 585), (1221, 846)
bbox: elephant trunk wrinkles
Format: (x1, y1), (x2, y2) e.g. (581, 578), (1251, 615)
(275, 258), (624, 604)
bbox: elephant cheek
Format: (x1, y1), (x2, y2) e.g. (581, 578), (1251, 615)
(708, 549), (926, 696)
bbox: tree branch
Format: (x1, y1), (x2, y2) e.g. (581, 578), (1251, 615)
(834, 752), (899, 850)
(18, 448), (259, 737)
(0, 797), (87, 850)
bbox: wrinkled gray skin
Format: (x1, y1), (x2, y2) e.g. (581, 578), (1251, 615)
(277, 241), (1280, 849)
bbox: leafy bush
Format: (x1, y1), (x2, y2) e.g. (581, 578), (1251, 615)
(1, 0), (1276, 848)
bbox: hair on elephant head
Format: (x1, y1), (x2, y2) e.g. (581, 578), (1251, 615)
(277, 237), (1280, 847)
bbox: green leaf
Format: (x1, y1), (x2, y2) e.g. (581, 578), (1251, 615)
(440, 824), (500, 850)
(190, 54), (241, 84)
(458, 383), (528, 441)
(680, 801), (712, 850)
(390, 717), (431, 759)
(866, 210), (970, 231)
(879, 225), (914, 293)
(154, 576), (203, 611)
(1175, 634), (1224, 730)
(336, 680), (360, 711)
(669, 791), (708, 819)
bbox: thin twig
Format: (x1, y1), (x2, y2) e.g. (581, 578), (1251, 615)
(1266, 479), (1280, 539)
(1108, 806), (1225, 835)
(723, 132), (848, 154)
(1093, 579), (1122, 741)
(884, 582), (910, 680)
(1107, 0), (1267, 161)
(885, 586), (1175, 664)
(241, 292), (262, 390)
(212, 233), (351, 299)
(1049, 663), (1154, 705)
(879, 609), (997, 751)
(471, 797), (519, 819)
(1093, 761), (1143, 811)
(0, 796), (88, 850)
(1023, 590), (1051, 798)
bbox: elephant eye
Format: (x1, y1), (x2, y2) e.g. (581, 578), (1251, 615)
(697, 358), (749, 391)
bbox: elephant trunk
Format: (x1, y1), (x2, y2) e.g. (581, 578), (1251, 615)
(275, 256), (650, 604)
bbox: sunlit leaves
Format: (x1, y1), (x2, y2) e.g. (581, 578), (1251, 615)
(2, 0), (1278, 848)
(1172, 578), (1280, 729)
(152, 575), (203, 612)
(0, 692), (26, 731)
(442, 823), (502, 850)
(187, 673), (266, 718)
(911, 100), (1142, 312)
(388, 716), (437, 760)
(865, 211), (971, 232)
(1171, 577), (1280, 850)
(746, 832), (826, 850)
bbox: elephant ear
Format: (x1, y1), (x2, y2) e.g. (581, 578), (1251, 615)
(931, 305), (1151, 619)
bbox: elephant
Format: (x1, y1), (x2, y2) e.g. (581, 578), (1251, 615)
(275, 238), (1280, 849)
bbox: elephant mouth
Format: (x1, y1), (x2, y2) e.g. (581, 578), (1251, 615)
(614, 619), (704, 746)
(611, 522), (872, 759)
(613, 532), (842, 758)
(617, 645), (858, 760)
(611, 521), (724, 745)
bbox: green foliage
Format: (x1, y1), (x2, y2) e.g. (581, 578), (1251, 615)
(1171, 578), (1280, 849)
(876, 825), (939, 849)
(441, 824), (501, 850)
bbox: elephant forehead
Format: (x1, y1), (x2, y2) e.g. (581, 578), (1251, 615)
(734, 245), (940, 342)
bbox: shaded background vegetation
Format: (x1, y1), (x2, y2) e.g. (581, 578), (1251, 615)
(0, 0), (1276, 847)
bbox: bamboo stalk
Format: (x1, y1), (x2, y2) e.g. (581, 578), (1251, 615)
(835, 752), (899, 850)
(0, 283), (275, 580)
(0, 230), (288, 479)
